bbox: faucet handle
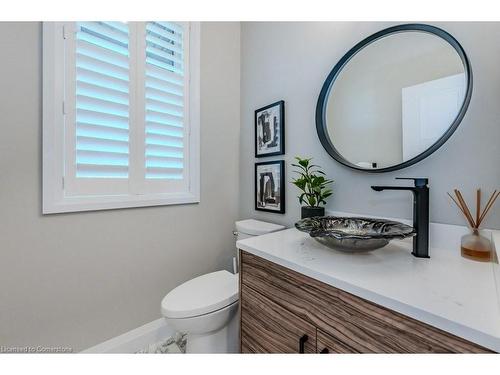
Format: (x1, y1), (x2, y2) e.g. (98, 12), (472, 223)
(395, 177), (429, 187)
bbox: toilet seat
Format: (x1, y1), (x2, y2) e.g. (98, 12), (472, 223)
(161, 270), (238, 319)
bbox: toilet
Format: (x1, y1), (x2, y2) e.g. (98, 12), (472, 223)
(161, 219), (285, 353)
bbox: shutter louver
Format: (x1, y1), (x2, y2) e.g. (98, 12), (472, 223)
(144, 22), (185, 180)
(75, 22), (130, 178)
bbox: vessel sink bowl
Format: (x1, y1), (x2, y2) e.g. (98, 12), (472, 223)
(295, 216), (415, 252)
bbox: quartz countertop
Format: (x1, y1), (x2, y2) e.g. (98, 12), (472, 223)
(237, 224), (500, 352)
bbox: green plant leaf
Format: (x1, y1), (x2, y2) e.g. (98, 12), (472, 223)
(292, 171), (307, 177)
(313, 176), (326, 188)
(310, 196), (317, 207)
(298, 193), (306, 205)
(292, 178), (307, 191)
(297, 158), (310, 168)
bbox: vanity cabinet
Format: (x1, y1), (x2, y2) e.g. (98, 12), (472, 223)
(239, 250), (493, 353)
(241, 283), (316, 353)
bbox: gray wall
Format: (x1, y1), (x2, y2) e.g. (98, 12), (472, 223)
(0, 22), (241, 351)
(240, 22), (500, 229)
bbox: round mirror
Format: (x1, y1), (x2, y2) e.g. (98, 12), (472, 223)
(316, 24), (472, 172)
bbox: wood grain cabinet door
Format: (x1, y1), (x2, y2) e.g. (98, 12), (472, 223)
(241, 283), (316, 353)
(317, 330), (354, 354)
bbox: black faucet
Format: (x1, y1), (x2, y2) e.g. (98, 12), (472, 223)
(371, 177), (430, 258)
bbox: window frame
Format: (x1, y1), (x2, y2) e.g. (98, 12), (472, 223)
(42, 22), (200, 214)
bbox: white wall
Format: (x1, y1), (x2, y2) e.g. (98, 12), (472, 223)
(0, 22), (240, 351)
(240, 22), (500, 229)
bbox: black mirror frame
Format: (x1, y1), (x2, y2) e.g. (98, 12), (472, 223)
(315, 23), (473, 173)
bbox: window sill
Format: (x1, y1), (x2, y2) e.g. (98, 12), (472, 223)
(42, 192), (200, 214)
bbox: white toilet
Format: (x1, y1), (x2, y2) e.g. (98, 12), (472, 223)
(161, 219), (285, 353)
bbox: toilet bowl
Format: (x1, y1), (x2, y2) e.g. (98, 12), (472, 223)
(162, 270), (239, 353)
(161, 219), (285, 353)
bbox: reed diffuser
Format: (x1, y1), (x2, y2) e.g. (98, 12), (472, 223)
(447, 189), (499, 262)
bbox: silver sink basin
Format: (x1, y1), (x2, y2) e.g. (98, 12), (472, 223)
(295, 216), (415, 252)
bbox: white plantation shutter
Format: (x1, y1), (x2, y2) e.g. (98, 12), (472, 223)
(75, 22), (130, 179)
(144, 22), (186, 181)
(42, 22), (199, 213)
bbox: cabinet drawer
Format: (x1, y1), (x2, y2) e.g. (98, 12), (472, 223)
(240, 283), (316, 353)
(240, 250), (492, 353)
(317, 330), (353, 354)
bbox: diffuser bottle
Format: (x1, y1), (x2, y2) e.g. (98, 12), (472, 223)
(460, 229), (492, 262)
(449, 188), (498, 263)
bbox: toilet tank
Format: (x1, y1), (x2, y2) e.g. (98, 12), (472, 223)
(233, 219), (285, 273)
(235, 219), (285, 241)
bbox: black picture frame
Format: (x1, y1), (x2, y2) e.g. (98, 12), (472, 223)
(255, 100), (285, 158)
(255, 160), (285, 214)
(315, 23), (473, 173)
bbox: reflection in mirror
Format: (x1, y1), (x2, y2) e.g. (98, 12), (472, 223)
(322, 27), (470, 171)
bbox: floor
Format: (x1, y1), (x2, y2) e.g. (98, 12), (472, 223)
(135, 332), (187, 354)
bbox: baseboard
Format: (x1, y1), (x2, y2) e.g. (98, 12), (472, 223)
(81, 318), (174, 353)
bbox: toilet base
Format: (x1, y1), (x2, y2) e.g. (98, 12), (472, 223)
(186, 309), (239, 353)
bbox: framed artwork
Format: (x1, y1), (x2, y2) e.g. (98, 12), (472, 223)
(255, 100), (285, 157)
(255, 160), (285, 214)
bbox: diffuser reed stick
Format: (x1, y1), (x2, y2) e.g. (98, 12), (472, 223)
(447, 188), (499, 261)
(448, 189), (499, 229)
(478, 190), (499, 226)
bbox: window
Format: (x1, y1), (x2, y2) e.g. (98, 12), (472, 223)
(43, 22), (200, 213)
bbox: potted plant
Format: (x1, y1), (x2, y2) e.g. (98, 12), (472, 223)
(291, 157), (334, 219)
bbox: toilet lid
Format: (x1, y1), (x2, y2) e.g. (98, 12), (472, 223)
(235, 219), (285, 236)
(161, 270), (238, 319)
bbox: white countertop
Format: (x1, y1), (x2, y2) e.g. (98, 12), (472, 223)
(237, 224), (500, 352)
